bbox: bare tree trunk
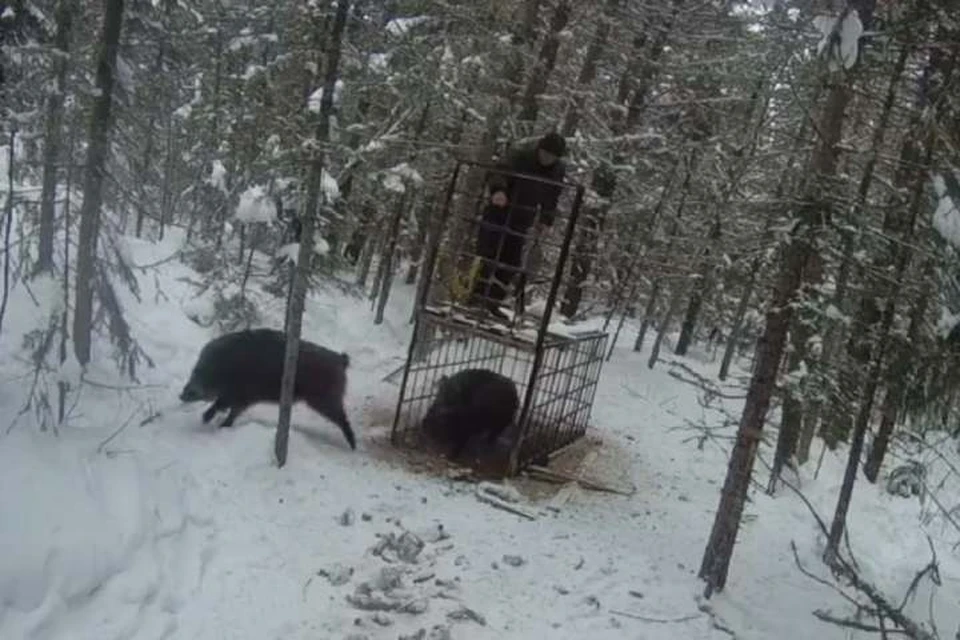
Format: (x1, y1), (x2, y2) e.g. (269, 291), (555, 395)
(561, 0), (616, 137)
(36, 0), (75, 275)
(516, 0), (571, 127)
(825, 177), (923, 562)
(604, 154), (683, 333)
(72, 0), (124, 366)
(405, 194), (436, 285)
(560, 6), (677, 318)
(633, 279), (660, 352)
(58, 132), (75, 423)
(698, 2), (868, 592)
(825, 117), (935, 563)
(374, 193), (407, 325)
(0, 131), (15, 336)
(674, 218), (721, 356)
(275, 0), (349, 468)
(821, 44), (909, 449)
(863, 262), (932, 482)
(648, 281), (684, 370)
(158, 116), (174, 242)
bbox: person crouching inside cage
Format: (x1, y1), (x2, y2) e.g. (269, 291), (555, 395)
(470, 132), (567, 321)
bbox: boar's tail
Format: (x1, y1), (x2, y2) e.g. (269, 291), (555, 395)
(340, 352), (350, 368)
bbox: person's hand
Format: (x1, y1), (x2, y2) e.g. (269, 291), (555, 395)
(491, 191), (508, 207)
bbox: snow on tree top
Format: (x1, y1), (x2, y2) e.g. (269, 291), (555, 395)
(385, 16), (428, 37)
(308, 80), (344, 112)
(235, 185), (275, 223)
(932, 173), (960, 250)
(814, 10), (863, 71)
(207, 160), (228, 196)
(379, 163), (424, 194)
(321, 169), (340, 203)
(368, 53), (391, 73)
(387, 163), (424, 184)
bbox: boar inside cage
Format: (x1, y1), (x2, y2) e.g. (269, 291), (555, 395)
(390, 159), (609, 475)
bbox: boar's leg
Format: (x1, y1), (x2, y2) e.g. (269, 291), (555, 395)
(202, 398), (227, 423)
(448, 430), (472, 460)
(219, 399), (253, 428)
(304, 397), (356, 450)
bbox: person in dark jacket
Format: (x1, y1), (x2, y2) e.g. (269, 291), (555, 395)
(470, 132), (567, 319)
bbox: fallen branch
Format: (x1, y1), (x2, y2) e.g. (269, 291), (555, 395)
(474, 484), (536, 520)
(813, 609), (906, 634)
(773, 462), (940, 640)
(790, 541), (867, 612)
(97, 408), (143, 453)
(609, 609), (701, 624)
(666, 361), (746, 400)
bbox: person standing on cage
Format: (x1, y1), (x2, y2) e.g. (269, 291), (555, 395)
(470, 131), (568, 321)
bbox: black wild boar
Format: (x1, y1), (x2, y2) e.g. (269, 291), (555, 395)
(420, 368), (519, 459)
(179, 328), (356, 450)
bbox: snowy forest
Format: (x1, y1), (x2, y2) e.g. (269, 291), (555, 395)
(2, 0), (960, 638)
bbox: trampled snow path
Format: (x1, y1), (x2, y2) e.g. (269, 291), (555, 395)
(1, 229), (958, 639)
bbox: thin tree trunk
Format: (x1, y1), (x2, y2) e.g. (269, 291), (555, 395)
(72, 0), (124, 366)
(767, 253), (823, 493)
(821, 44), (909, 448)
(674, 218), (721, 356)
(275, 0), (349, 468)
(825, 187), (922, 562)
(0, 131), (15, 336)
(374, 193), (407, 325)
(863, 263), (932, 482)
(825, 121), (936, 563)
(58, 131), (75, 424)
(698, 2), (868, 593)
(36, 0), (74, 275)
(560, 7), (677, 318)
(604, 154), (683, 333)
(634, 279), (660, 352)
(648, 281), (684, 370)
(718, 158), (798, 382)
(561, 0), (616, 137)
(516, 0), (571, 127)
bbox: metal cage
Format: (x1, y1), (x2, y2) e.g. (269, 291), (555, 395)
(390, 160), (609, 475)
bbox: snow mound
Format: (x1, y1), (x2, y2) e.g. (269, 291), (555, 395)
(0, 429), (215, 640)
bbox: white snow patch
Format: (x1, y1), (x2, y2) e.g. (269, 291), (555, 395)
(380, 162), (424, 193)
(321, 169), (339, 203)
(235, 185), (275, 223)
(381, 173), (405, 193)
(207, 160), (228, 195)
(276, 242), (299, 263)
(815, 10), (863, 70)
(308, 80), (344, 112)
(385, 16), (428, 37)
(368, 52), (391, 72)
(932, 174), (960, 249)
(0, 215), (957, 640)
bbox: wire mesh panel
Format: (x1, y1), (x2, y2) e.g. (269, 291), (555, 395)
(518, 330), (607, 466)
(391, 160), (609, 476)
(391, 311), (608, 473)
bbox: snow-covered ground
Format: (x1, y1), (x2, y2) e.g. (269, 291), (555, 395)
(1, 228), (958, 640)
